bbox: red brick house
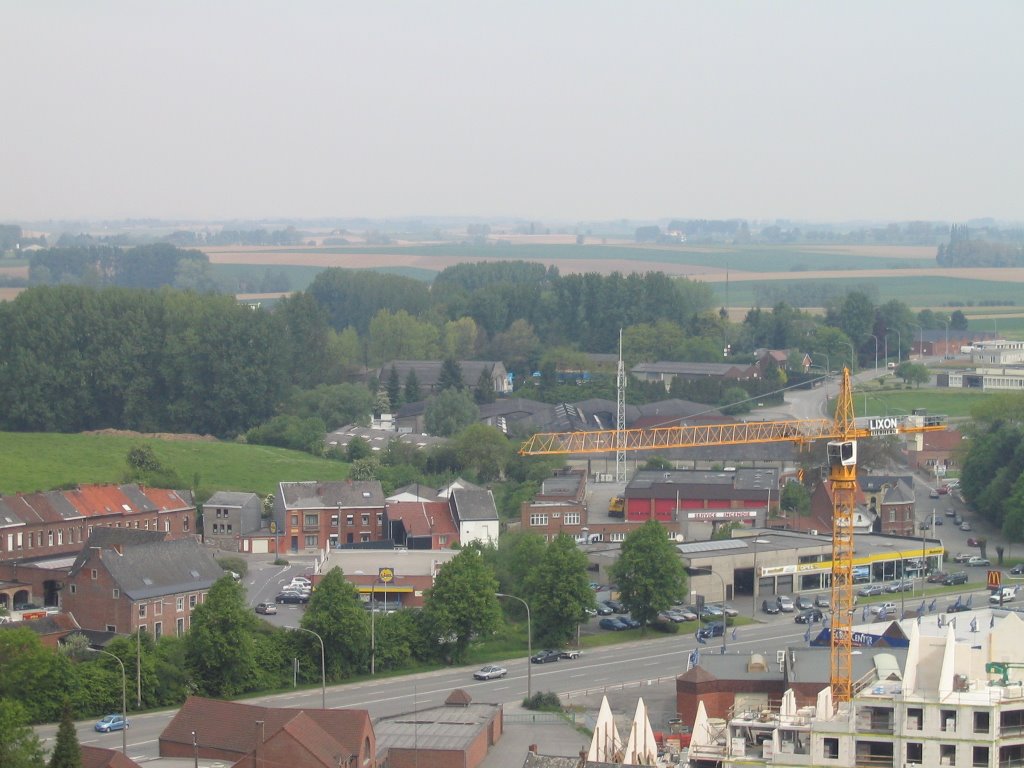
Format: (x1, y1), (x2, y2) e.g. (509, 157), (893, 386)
(905, 428), (965, 476)
(160, 696), (376, 768)
(385, 501), (460, 549)
(0, 484), (195, 563)
(275, 481), (387, 553)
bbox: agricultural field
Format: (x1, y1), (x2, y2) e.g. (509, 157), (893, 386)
(0, 431), (350, 497)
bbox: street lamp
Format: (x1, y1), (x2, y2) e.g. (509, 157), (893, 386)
(750, 538), (770, 617)
(496, 592), (532, 700)
(939, 320), (949, 359)
(695, 569), (728, 654)
(886, 329), (901, 366)
(840, 340), (856, 371)
(90, 648), (127, 755)
(287, 626), (326, 709)
(868, 334), (879, 372)
(910, 323), (923, 359)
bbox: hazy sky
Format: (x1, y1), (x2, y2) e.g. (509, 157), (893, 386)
(2, 1), (1022, 223)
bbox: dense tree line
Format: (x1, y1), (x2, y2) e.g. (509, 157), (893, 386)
(28, 244), (217, 291)
(164, 226), (305, 247)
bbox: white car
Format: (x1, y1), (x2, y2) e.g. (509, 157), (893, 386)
(473, 665), (507, 680)
(870, 602), (898, 616)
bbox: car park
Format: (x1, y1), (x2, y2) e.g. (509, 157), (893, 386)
(530, 649), (561, 664)
(473, 665), (507, 680)
(275, 592), (309, 604)
(761, 599), (780, 615)
(255, 602), (278, 615)
(926, 571), (948, 583)
(95, 714), (129, 732)
(776, 595), (795, 612)
(599, 617), (628, 631)
(560, 649), (582, 659)
(857, 584), (883, 597)
(943, 571), (969, 586)
(961, 521), (972, 531)
(814, 594), (832, 609)
(968, 556), (991, 567)
(794, 608), (824, 624)
(794, 596), (813, 611)
(697, 622), (725, 640)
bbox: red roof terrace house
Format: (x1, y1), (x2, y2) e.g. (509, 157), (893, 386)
(275, 481), (387, 554)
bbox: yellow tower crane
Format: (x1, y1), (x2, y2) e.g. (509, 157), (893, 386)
(519, 368), (946, 704)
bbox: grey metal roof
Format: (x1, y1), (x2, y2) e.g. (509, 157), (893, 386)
(98, 538), (223, 600)
(279, 481), (385, 509)
(325, 426), (448, 452)
(882, 479), (915, 505)
(451, 488), (498, 521)
(70, 528), (169, 573)
(205, 491), (260, 508)
(374, 702), (500, 751)
(678, 539), (751, 555)
(632, 361), (749, 376)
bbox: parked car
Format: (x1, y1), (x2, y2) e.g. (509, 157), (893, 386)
(919, 519), (931, 530)
(794, 608), (824, 624)
(289, 577), (312, 588)
(926, 571), (948, 584)
(275, 591), (309, 604)
(715, 603), (740, 618)
(255, 602), (278, 615)
(583, 607), (598, 617)
(761, 599), (780, 615)
(560, 649), (582, 659)
(814, 594), (832, 609)
(794, 596), (813, 611)
(933, 516), (943, 525)
(1010, 564), (1024, 575)
(473, 664), (507, 680)
(945, 507), (957, 517)
(776, 595), (795, 612)
(94, 714), (129, 732)
(857, 584), (884, 597)
(696, 621), (725, 640)
(943, 571), (969, 586)
(701, 604), (725, 620)
(968, 556), (992, 567)
(672, 606), (698, 621)
(929, 489), (940, 499)
(870, 602), (898, 616)
(604, 599), (627, 614)
(619, 616), (642, 629)
(961, 521), (972, 531)
(595, 602), (614, 616)
(530, 649), (561, 664)
(953, 552), (974, 563)
(967, 538), (981, 547)
(599, 617), (628, 631)
(659, 610), (687, 623)
(939, 485), (950, 495)
(886, 581), (914, 593)
(953, 515), (963, 526)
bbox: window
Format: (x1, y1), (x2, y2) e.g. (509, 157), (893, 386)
(609, 532), (624, 542)
(439, 536), (448, 545)
(529, 514), (549, 526)
(360, 533), (370, 543)
(176, 617), (185, 636)
(823, 737), (839, 759)
(189, 594), (197, 608)
(227, 524), (232, 533)
(164, 520), (170, 532)
(69, 584), (77, 594)
(347, 514), (354, 526)
(974, 711), (990, 734)
(940, 744), (955, 764)
(906, 707), (923, 730)
(91, 568), (98, 580)
(57, 529), (64, 545)
(377, 513), (383, 526)
(305, 535), (318, 547)
(941, 709), (957, 732)
(139, 604), (147, 618)
(292, 514), (299, 527)
(906, 743), (922, 763)
(564, 512), (581, 525)
(973, 745), (989, 767)
(183, 516), (189, 531)
(304, 513), (318, 528)
(154, 601), (162, 615)
(112, 588), (119, 599)
(176, 597), (185, 611)
(48, 530), (54, 546)
(361, 514), (369, 526)
(331, 514), (339, 527)
(154, 622), (162, 639)
(106, 624), (116, 632)
(889, 510), (896, 522)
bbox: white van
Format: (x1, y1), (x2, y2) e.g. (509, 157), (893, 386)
(990, 586), (1018, 605)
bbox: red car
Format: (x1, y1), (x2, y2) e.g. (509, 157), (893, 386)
(967, 537), (981, 547)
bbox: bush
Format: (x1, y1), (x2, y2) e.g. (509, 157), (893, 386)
(523, 691), (562, 711)
(650, 620), (679, 634)
(273, 558), (289, 566)
(217, 556), (247, 578)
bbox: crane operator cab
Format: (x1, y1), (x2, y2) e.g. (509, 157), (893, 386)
(827, 440), (857, 468)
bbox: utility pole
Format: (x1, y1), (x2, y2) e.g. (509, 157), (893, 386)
(615, 328), (626, 483)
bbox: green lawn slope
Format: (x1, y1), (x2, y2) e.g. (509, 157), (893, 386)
(0, 432), (350, 497)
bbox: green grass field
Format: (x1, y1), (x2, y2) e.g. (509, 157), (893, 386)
(0, 432), (350, 497)
(851, 386), (994, 419)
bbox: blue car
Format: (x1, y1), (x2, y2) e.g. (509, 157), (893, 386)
(95, 714), (129, 732)
(599, 617), (628, 631)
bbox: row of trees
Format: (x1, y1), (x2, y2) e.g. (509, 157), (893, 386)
(1, 522), (685, 727)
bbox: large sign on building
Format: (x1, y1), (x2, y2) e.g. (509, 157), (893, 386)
(685, 509), (758, 521)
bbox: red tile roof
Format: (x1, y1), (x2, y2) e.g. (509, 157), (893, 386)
(385, 502), (458, 537)
(80, 745), (142, 768)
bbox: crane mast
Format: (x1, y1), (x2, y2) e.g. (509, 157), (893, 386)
(519, 368), (945, 705)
